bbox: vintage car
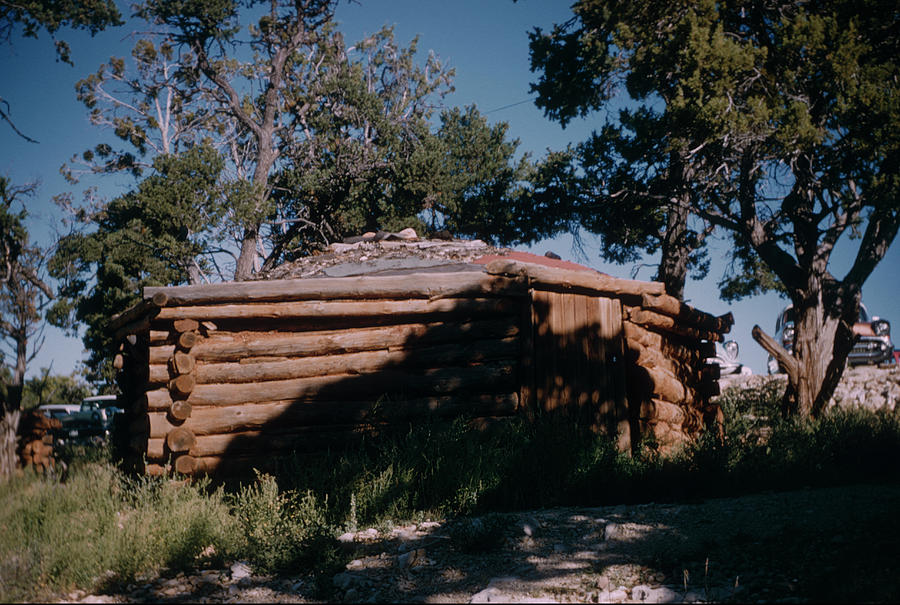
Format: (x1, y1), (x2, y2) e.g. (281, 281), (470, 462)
(767, 303), (894, 374)
(58, 395), (123, 442)
(710, 340), (752, 377)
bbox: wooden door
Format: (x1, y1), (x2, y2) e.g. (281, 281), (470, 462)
(528, 290), (629, 448)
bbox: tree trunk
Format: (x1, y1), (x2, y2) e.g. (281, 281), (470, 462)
(656, 197), (691, 300)
(784, 289), (858, 417)
(0, 407), (21, 479)
(234, 226), (259, 281)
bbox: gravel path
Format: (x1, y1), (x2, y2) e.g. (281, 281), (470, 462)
(57, 483), (900, 604)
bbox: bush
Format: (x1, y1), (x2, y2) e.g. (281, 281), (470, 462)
(0, 462), (241, 602)
(230, 471), (338, 574)
(3, 387), (899, 603)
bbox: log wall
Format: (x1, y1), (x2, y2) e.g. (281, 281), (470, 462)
(113, 262), (731, 476)
(114, 272), (530, 477)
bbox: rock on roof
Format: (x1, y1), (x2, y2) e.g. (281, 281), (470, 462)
(253, 229), (509, 281)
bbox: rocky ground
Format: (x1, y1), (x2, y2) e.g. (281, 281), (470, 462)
(56, 483), (900, 604)
(56, 367), (900, 604)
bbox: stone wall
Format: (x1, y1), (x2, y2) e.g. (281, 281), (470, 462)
(719, 365), (900, 412)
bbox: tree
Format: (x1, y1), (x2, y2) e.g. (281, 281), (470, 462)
(22, 369), (91, 410)
(0, 177), (53, 479)
(694, 0), (900, 417)
(49, 144), (230, 382)
(0, 0), (122, 141)
(532, 0), (900, 417)
(137, 0), (338, 280)
(263, 24), (456, 263)
(63, 36), (219, 183)
(527, 1), (719, 299)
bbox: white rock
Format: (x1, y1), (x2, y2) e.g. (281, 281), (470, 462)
(631, 584), (652, 601)
(229, 561), (252, 581)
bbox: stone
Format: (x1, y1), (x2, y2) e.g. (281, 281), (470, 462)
(469, 587), (505, 603)
(337, 532), (356, 543)
(603, 522), (620, 541)
(596, 575), (610, 590)
(631, 584), (652, 601)
(229, 561), (252, 581)
(649, 586), (679, 603)
(521, 517), (540, 537)
(608, 588), (628, 602)
(398, 548), (427, 569)
(344, 588), (360, 602)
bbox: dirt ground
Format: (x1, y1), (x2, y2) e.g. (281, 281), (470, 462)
(61, 482), (900, 604)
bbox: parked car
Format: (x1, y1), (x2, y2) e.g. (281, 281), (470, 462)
(767, 303), (894, 374)
(58, 395), (123, 442)
(709, 340), (752, 377)
(36, 403), (81, 420)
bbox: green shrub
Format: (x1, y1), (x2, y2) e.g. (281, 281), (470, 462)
(230, 471), (339, 574)
(0, 462), (241, 602)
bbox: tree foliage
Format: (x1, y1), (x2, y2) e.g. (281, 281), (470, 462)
(528, 0), (721, 298)
(49, 145), (230, 382)
(0, 0), (122, 141)
(533, 0), (900, 417)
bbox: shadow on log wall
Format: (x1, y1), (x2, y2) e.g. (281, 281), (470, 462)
(111, 269), (724, 484)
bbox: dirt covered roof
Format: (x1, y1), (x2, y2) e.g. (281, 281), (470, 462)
(253, 229), (513, 281)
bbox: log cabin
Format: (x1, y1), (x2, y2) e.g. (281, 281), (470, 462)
(109, 236), (732, 478)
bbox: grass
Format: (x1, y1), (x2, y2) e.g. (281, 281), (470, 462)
(2, 381), (900, 602)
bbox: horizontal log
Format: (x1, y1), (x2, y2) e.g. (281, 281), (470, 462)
(625, 338), (695, 381)
(146, 424), (393, 459)
(144, 272), (525, 306)
(484, 259), (665, 297)
(177, 331), (199, 349)
(702, 363), (721, 381)
(170, 400), (192, 421)
(640, 293), (733, 334)
(145, 362), (516, 409)
(113, 316), (153, 346)
(625, 308), (723, 342)
(148, 317), (519, 364)
(172, 319), (199, 333)
(154, 297), (516, 322)
(150, 330), (171, 344)
(172, 351), (195, 375)
(147, 392), (519, 439)
(639, 399), (687, 425)
(108, 297), (163, 332)
(166, 427), (197, 452)
(623, 322), (705, 366)
(150, 337), (518, 386)
(627, 362), (693, 405)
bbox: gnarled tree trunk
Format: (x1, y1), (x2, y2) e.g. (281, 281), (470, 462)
(786, 288), (858, 418)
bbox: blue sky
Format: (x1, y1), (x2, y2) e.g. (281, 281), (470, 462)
(1, 0), (898, 379)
